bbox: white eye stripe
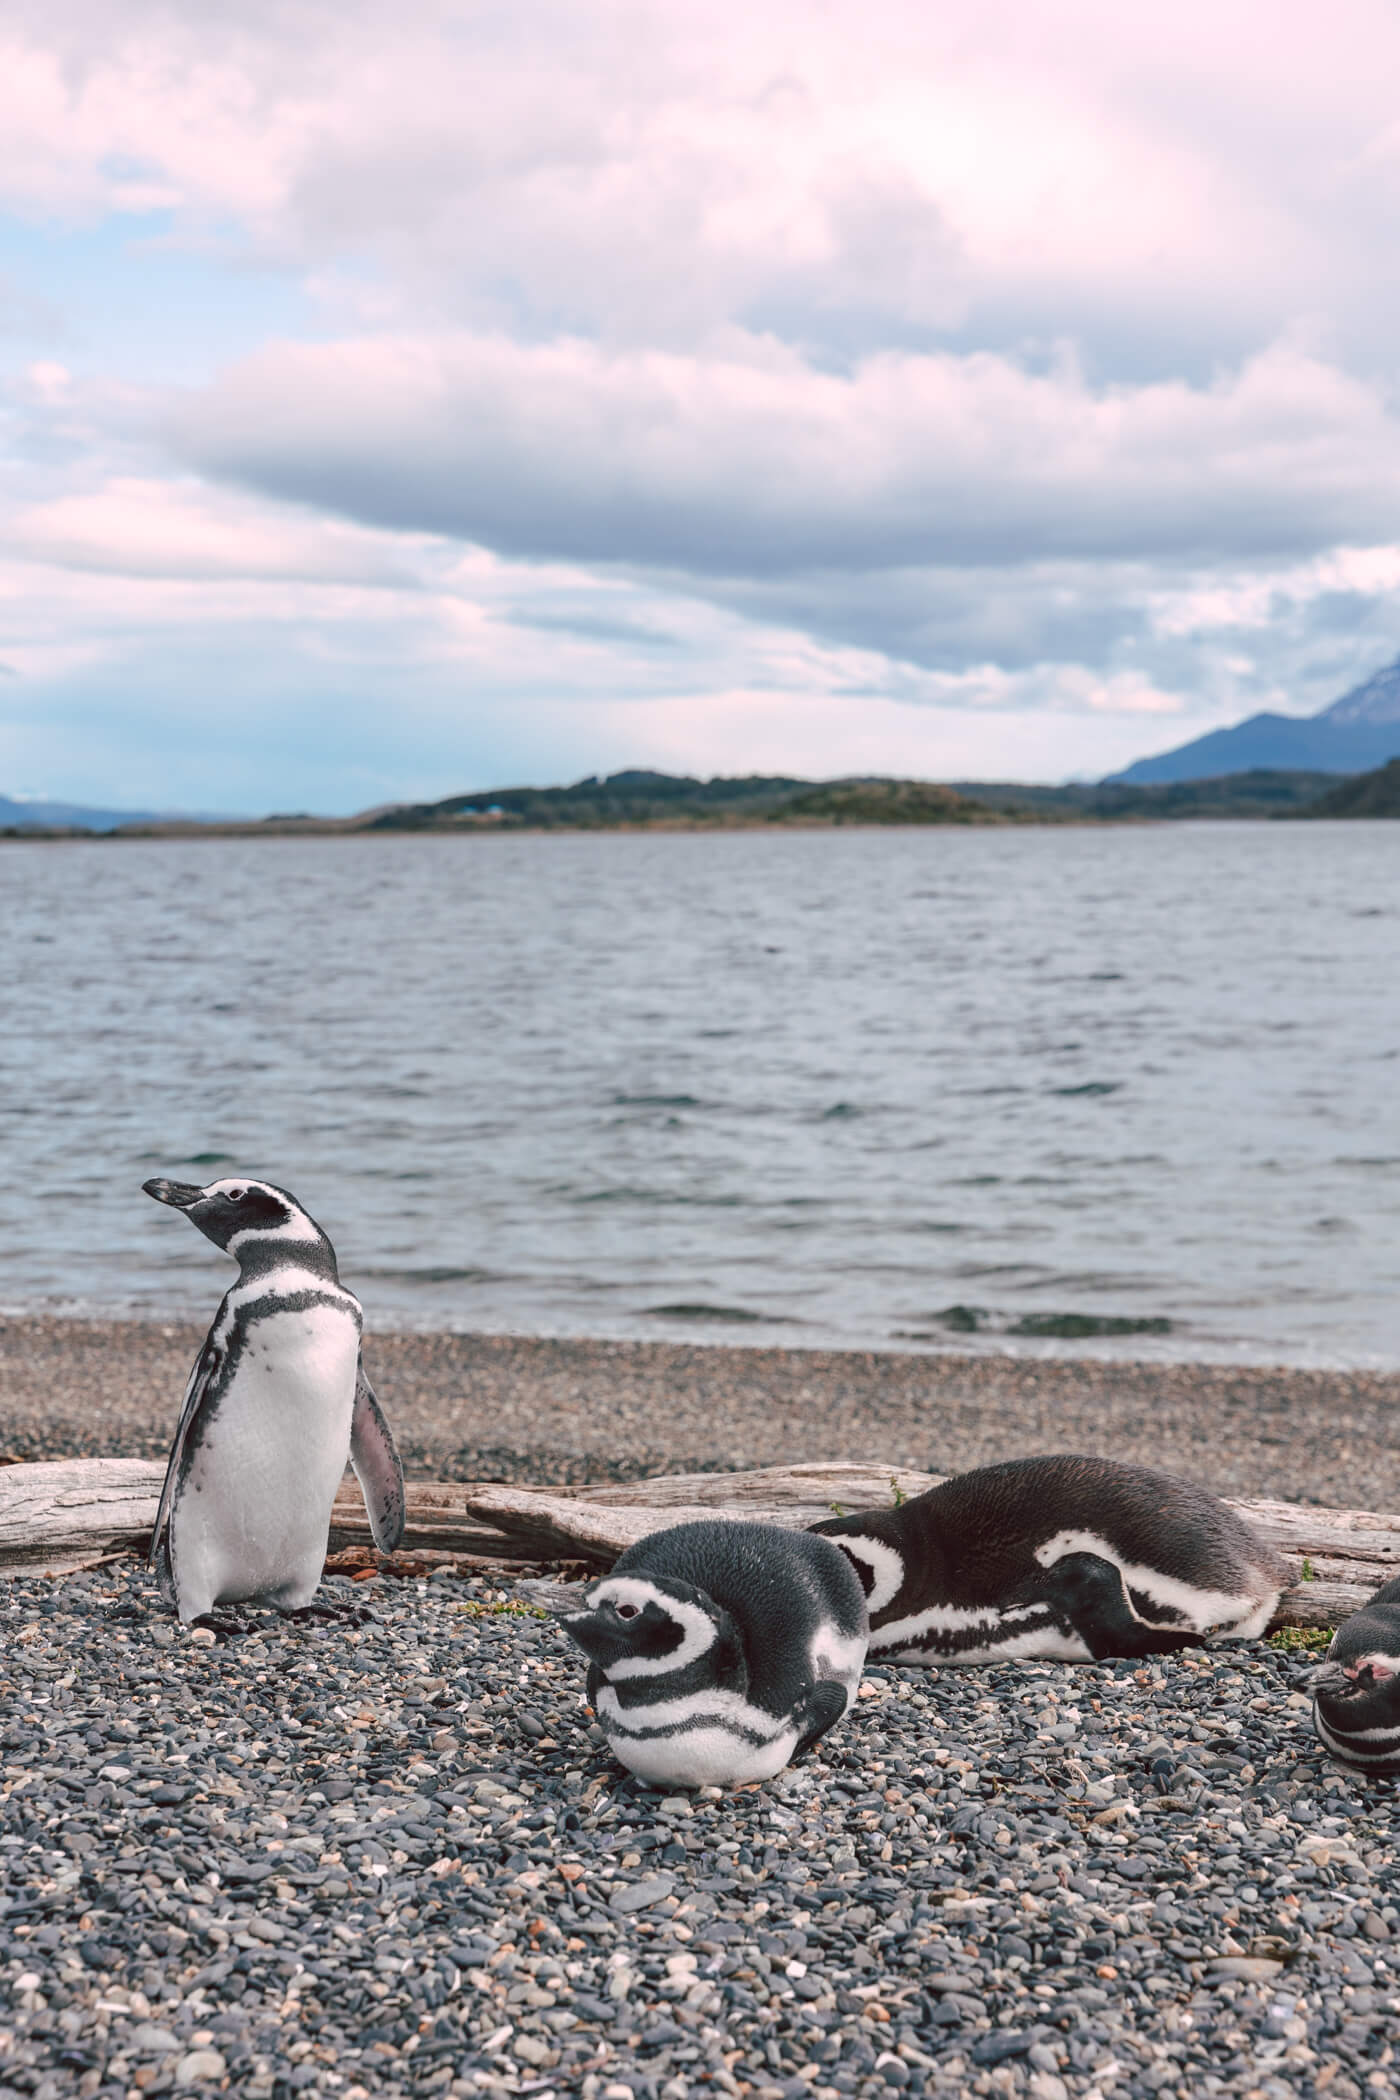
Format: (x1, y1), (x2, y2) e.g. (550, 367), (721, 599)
(587, 1577), (718, 1680)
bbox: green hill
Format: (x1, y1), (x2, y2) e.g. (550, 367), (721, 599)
(369, 770), (1008, 830)
(368, 770), (810, 830)
(67, 764), (1358, 838)
(1301, 757), (1400, 817)
(953, 768), (1338, 820)
(774, 778), (1012, 824)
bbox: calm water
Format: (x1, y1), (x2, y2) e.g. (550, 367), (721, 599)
(3, 825), (1398, 1366)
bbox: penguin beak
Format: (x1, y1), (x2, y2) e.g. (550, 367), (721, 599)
(143, 1178), (205, 1210)
(517, 1578), (593, 1622)
(1308, 1660), (1351, 1695)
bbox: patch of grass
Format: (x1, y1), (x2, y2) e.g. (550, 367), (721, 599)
(451, 1599), (551, 1620)
(1301, 1557), (1316, 1581)
(828, 1501), (847, 1517)
(891, 1479), (907, 1507)
(1268, 1625), (1331, 1654)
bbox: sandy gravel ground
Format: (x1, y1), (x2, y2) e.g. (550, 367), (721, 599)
(1, 1318), (1396, 1509)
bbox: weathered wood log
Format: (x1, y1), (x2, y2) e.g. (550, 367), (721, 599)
(327, 1481), (516, 1560)
(1271, 1578), (1376, 1630)
(461, 1473), (1400, 1635)
(1, 1456), (1395, 1632)
(0, 1460), (940, 1574)
(0, 1461), (519, 1574)
(459, 1464), (945, 1565)
(569, 1461), (940, 1510)
(0, 1459), (165, 1575)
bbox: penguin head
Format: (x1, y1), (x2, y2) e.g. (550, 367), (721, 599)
(143, 1175), (326, 1259)
(557, 1573), (735, 1681)
(808, 1510), (908, 1618)
(1312, 1615), (1400, 1773)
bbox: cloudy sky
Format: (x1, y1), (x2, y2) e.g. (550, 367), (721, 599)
(5, 1), (1400, 812)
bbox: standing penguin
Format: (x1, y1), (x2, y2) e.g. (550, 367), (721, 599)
(811, 1454), (1287, 1664)
(1310, 1577), (1400, 1776)
(143, 1175), (405, 1626)
(555, 1520), (868, 1787)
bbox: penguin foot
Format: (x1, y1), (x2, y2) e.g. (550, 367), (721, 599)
(189, 1611), (255, 1642)
(277, 1598), (378, 1628)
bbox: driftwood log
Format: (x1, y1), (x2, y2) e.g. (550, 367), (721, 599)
(1, 1456), (1396, 1631)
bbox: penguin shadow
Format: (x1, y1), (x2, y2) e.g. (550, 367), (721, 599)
(113, 1569), (381, 1642)
(187, 1597), (380, 1642)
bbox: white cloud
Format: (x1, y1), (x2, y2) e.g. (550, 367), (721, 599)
(8, 476), (423, 586)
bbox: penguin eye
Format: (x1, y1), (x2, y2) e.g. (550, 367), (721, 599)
(615, 1603), (639, 1620)
(226, 1187), (246, 1203)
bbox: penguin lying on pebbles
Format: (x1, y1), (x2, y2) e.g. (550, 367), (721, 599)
(1310, 1576), (1400, 1775)
(810, 1454), (1287, 1664)
(143, 1175), (405, 1628)
(554, 1520), (868, 1786)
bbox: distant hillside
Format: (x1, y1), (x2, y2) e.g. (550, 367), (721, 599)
(1301, 756), (1400, 817)
(763, 779), (1009, 824)
(0, 793), (166, 833)
(369, 770), (1009, 830)
(6, 764), (1370, 839)
(951, 770), (1336, 820)
(1111, 655), (1400, 784)
(369, 770), (811, 830)
(214, 767), (1361, 832)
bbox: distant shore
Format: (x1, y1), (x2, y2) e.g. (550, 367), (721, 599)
(2, 1316), (1395, 1509)
(2, 761), (1371, 837)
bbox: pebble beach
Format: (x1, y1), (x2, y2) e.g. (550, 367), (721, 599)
(2, 1321), (1398, 2100)
(4, 1318), (1400, 1507)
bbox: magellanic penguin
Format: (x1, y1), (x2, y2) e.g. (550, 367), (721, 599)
(554, 1520), (869, 1788)
(810, 1455), (1288, 1665)
(1310, 1576), (1400, 1776)
(143, 1175), (405, 1626)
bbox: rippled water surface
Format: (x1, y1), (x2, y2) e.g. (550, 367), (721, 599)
(4, 825), (1399, 1363)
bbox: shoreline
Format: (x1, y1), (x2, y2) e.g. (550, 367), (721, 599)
(2, 1314), (1397, 1509)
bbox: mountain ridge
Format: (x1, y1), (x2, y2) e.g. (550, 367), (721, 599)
(1111, 655), (1400, 784)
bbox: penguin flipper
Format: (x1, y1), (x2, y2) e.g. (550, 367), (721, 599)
(792, 1680), (850, 1762)
(1037, 1551), (1200, 1661)
(350, 1356), (406, 1552)
(150, 1331), (224, 1571)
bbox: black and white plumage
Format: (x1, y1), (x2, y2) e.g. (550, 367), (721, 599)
(1311, 1577), (1400, 1776)
(810, 1455), (1288, 1665)
(556, 1521), (868, 1787)
(143, 1175), (405, 1624)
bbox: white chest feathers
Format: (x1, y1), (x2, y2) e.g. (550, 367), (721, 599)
(172, 1300), (361, 1614)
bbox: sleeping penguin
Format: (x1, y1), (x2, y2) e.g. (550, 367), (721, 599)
(555, 1519), (868, 1787)
(1311, 1576), (1400, 1776)
(810, 1453), (1287, 1664)
(143, 1174), (405, 1627)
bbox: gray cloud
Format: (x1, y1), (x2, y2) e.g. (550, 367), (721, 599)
(504, 608), (680, 648)
(176, 333), (1400, 580)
